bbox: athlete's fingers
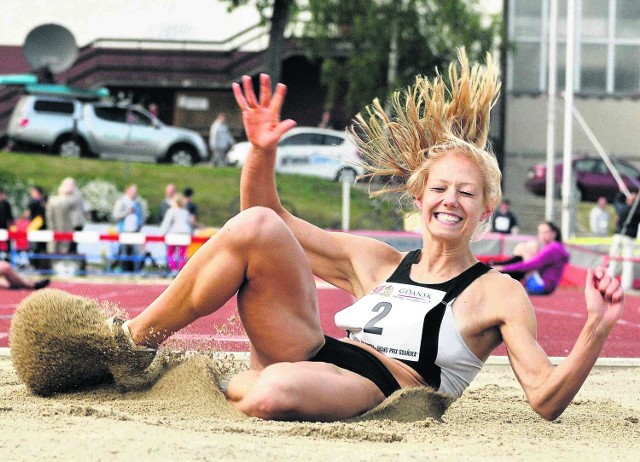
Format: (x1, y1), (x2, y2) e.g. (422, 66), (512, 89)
(242, 75), (259, 108)
(269, 83), (288, 115)
(589, 266), (624, 304)
(595, 269), (612, 293)
(612, 284), (624, 304)
(603, 276), (623, 303)
(232, 82), (249, 110)
(272, 119), (297, 139)
(259, 74), (272, 107)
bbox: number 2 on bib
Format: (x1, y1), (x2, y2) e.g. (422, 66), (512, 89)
(363, 302), (392, 335)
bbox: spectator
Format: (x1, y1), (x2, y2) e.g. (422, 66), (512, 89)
(209, 112), (235, 167)
(608, 191), (640, 290)
(45, 177), (87, 254)
(0, 187), (14, 260)
(158, 183), (175, 223)
(491, 199), (519, 234)
(0, 260), (49, 290)
(492, 221), (569, 295)
(24, 186), (48, 269)
(589, 196), (610, 237)
(112, 184), (147, 272)
(159, 193), (193, 275)
(318, 110), (334, 129)
(183, 187), (199, 228)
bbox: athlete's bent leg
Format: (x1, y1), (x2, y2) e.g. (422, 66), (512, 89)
(126, 207), (324, 365)
(228, 361), (385, 421)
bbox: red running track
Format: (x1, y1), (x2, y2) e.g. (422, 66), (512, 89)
(1, 280), (638, 357)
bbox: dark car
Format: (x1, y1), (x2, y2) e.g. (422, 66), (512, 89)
(525, 156), (640, 203)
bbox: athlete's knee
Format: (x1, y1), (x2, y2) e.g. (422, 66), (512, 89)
(225, 207), (289, 247)
(234, 364), (301, 420)
(0, 260), (10, 274)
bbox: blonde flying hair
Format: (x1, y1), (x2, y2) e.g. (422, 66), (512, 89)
(348, 48), (503, 226)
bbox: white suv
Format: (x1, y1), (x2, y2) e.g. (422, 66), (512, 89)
(7, 95), (208, 166)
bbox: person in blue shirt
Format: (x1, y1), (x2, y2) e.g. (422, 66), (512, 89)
(111, 184), (147, 272)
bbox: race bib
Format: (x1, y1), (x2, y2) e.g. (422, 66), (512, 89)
(334, 283), (446, 362)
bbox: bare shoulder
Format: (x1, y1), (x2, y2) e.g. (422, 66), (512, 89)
(459, 269), (535, 323)
(478, 269), (537, 328)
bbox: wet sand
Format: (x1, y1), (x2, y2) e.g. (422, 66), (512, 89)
(1, 353), (639, 461)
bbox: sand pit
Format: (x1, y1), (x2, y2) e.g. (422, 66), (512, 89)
(1, 352), (639, 461)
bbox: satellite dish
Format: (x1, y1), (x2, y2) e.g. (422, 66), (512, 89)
(23, 24), (78, 79)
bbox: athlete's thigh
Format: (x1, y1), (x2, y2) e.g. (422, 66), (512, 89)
(235, 211), (324, 366)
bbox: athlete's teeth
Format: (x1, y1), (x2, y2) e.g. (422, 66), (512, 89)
(438, 214), (459, 223)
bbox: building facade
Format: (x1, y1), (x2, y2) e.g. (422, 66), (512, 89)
(505, 0), (640, 160)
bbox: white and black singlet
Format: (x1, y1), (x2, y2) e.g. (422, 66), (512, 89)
(334, 249), (491, 397)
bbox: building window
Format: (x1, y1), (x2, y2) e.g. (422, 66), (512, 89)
(615, 44), (640, 93)
(512, 0), (543, 38)
(581, 0), (609, 40)
(512, 42), (541, 92)
(508, 0), (640, 96)
(616, 0), (640, 39)
(580, 44), (608, 92)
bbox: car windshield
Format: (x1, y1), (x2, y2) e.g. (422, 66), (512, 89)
(614, 161), (639, 178)
(279, 133), (326, 146)
(574, 158), (599, 173)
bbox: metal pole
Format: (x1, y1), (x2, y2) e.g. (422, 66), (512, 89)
(571, 105), (631, 197)
(545, 0), (558, 221)
(561, 0), (576, 240)
(341, 179), (351, 231)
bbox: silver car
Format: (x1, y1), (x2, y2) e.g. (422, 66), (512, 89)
(7, 95), (208, 166)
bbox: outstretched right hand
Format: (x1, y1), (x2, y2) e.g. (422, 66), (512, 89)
(232, 73), (297, 153)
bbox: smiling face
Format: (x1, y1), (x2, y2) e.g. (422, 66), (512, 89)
(415, 150), (493, 241)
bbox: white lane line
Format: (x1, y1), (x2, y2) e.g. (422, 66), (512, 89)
(534, 307), (640, 329)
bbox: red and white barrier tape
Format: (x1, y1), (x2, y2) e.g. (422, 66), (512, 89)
(0, 229), (211, 246)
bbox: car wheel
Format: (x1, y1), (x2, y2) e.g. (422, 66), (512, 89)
(168, 146), (196, 166)
(58, 138), (83, 158)
(336, 167), (357, 183)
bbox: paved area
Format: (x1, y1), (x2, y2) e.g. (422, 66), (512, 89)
(2, 279), (639, 357)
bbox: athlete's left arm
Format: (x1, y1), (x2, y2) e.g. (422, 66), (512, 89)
(495, 267), (624, 421)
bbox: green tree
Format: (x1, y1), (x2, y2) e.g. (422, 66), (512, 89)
(302, 0), (501, 115)
(224, 0), (294, 83)
(223, 1), (500, 116)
